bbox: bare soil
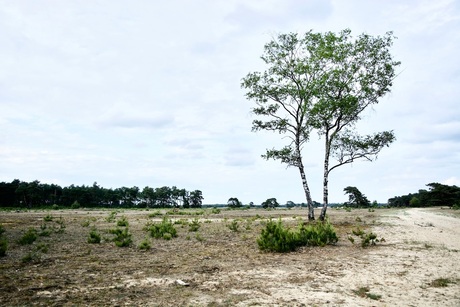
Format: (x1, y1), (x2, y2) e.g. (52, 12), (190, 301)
(0, 207), (459, 306)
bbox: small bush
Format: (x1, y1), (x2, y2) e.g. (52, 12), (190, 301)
(21, 252), (40, 263)
(138, 238), (151, 250)
(35, 243), (49, 253)
(228, 220), (240, 232)
(189, 218), (201, 232)
(43, 214), (53, 222)
(39, 224), (51, 237)
(88, 229), (101, 244)
(257, 219), (338, 252)
(145, 217), (177, 239)
(54, 216), (66, 233)
(18, 228), (38, 245)
(106, 211), (117, 222)
(429, 278), (454, 288)
(71, 201), (80, 209)
(350, 227), (383, 248)
(110, 227), (132, 247)
(117, 216), (129, 227)
(353, 287), (381, 300)
(162, 233), (173, 240)
(52, 204), (59, 210)
(148, 211), (163, 218)
(211, 207), (221, 214)
(0, 237), (7, 257)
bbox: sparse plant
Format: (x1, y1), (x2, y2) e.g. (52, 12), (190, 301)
(189, 218), (201, 232)
(35, 243), (49, 253)
(162, 232), (172, 240)
(353, 286), (381, 300)
(138, 237), (151, 250)
(88, 229), (101, 244)
(350, 227), (383, 248)
(145, 217), (177, 239)
(71, 201), (80, 209)
(228, 220), (240, 232)
(117, 216), (129, 227)
(257, 219), (338, 252)
(148, 210), (163, 218)
(106, 211), (117, 222)
(21, 251), (40, 263)
(39, 223), (51, 237)
(0, 223), (5, 236)
(44, 214), (53, 222)
(429, 278), (453, 288)
(211, 207), (221, 214)
(195, 233), (204, 242)
(110, 227), (132, 247)
(18, 228), (38, 245)
(54, 216), (66, 233)
(355, 217), (362, 222)
(81, 219), (91, 227)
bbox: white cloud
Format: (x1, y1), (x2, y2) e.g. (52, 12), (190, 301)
(0, 0), (459, 204)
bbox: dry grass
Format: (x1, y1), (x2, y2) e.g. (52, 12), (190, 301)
(0, 207), (412, 306)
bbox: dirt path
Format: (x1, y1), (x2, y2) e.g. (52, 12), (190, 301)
(319, 207), (460, 306)
(217, 207), (460, 306)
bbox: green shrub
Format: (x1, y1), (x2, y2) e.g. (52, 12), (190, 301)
(44, 214), (53, 222)
(138, 238), (151, 250)
(148, 210), (163, 218)
(189, 218), (201, 232)
(145, 217), (177, 239)
(117, 216), (129, 227)
(297, 219), (339, 247)
(350, 227), (384, 248)
(54, 216), (66, 233)
(0, 237), (7, 257)
(18, 228), (38, 245)
(257, 219), (338, 252)
(228, 220), (240, 232)
(35, 243), (49, 253)
(257, 220), (298, 252)
(110, 227), (132, 247)
(71, 201), (80, 209)
(0, 223), (5, 236)
(88, 229), (101, 244)
(39, 224), (51, 237)
(106, 211), (117, 222)
(22, 252), (40, 263)
(211, 207), (221, 214)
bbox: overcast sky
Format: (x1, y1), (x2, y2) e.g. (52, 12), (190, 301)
(1, 0), (459, 205)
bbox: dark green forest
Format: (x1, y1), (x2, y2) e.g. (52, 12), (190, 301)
(0, 179), (203, 209)
(388, 182), (460, 208)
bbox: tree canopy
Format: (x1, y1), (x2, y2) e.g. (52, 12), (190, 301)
(343, 186), (371, 207)
(389, 183), (460, 208)
(0, 179), (203, 209)
(242, 29), (399, 219)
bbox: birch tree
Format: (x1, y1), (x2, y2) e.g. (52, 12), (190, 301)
(242, 29), (399, 220)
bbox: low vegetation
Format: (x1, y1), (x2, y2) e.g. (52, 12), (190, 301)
(257, 218), (338, 252)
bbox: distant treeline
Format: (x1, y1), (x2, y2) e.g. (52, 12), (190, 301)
(388, 182), (460, 207)
(0, 179), (203, 209)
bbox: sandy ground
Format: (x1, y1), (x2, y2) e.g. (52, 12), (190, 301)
(0, 207), (459, 306)
(276, 207), (460, 307)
